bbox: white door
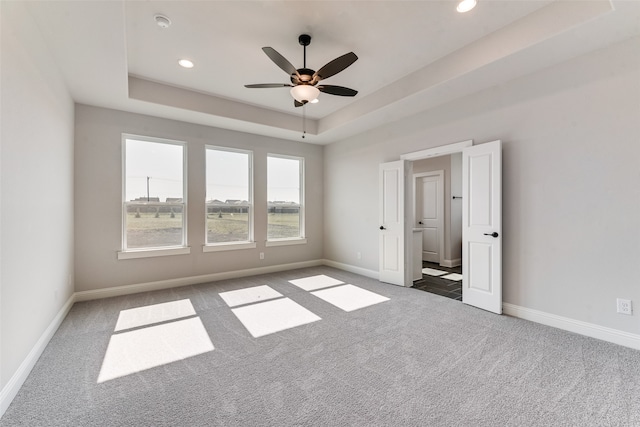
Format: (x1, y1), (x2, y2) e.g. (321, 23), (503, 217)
(416, 172), (444, 264)
(379, 160), (408, 286)
(462, 140), (502, 314)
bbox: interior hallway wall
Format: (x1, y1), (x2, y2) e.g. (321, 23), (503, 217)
(324, 37), (640, 335)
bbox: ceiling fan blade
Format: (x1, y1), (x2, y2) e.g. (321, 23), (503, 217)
(262, 47), (299, 77)
(318, 85), (358, 97)
(245, 84), (292, 88)
(294, 100), (304, 108)
(314, 52), (358, 81)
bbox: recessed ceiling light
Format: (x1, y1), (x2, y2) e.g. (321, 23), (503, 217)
(178, 59), (194, 69)
(154, 14), (171, 28)
(457, 0), (477, 13)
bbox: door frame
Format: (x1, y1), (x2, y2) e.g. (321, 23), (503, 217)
(414, 170), (445, 265)
(400, 139), (503, 314)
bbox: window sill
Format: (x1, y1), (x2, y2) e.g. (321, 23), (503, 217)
(265, 238), (307, 247)
(202, 242), (257, 252)
(118, 247), (191, 260)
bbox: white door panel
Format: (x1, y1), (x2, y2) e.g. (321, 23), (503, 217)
(462, 140), (502, 314)
(379, 160), (409, 286)
(422, 180), (438, 219)
(468, 242), (492, 292)
(422, 228), (438, 253)
(469, 153), (492, 226)
(383, 169), (400, 223)
(382, 235), (399, 271)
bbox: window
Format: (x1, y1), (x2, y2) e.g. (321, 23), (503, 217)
(205, 146), (253, 247)
(122, 135), (187, 254)
(267, 155), (304, 242)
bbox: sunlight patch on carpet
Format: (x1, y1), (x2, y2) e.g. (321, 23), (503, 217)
(98, 317), (214, 383)
(219, 285), (283, 307)
(231, 298), (321, 338)
(288, 274), (344, 291)
(311, 285), (389, 312)
(114, 299), (196, 332)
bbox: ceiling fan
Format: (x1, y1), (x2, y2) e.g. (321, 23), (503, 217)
(245, 34), (358, 108)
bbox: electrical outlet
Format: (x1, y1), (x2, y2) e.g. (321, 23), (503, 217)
(259, 252), (264, 260)
(357, 252), (362, 260)
(617, 298), (632, 315)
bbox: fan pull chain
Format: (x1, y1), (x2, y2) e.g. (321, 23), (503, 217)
(302, 104), (306, 139)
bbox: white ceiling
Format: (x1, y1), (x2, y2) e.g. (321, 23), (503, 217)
(25, 0), (640, 144)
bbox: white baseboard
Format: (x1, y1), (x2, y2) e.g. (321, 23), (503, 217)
(0, 293), (75, 418)
(322, 259), (379, 280)
(441, 258), (461, 268)
(503, 303), (640, 350)
(75, 259), (323, 302)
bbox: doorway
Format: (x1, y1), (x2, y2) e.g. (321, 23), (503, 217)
(412, 156), (462, 300)
(379, 139), (503, 314)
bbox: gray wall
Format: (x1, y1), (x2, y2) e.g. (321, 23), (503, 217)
(1, 2), (75, 390)
(324, 37), (640, 334)
(74, 105), (323, 292)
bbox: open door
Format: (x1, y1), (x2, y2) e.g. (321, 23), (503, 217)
(379, 160), (410, 286)
(462, 140), (502, 314)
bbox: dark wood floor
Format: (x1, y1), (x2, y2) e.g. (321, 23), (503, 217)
(412, 261), (462, 300)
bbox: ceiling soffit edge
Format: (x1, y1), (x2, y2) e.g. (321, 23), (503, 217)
(128, 76), (319, 135)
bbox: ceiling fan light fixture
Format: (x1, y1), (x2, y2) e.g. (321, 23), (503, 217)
(457, 0), (477, 13)
(290, 85), (320, 104)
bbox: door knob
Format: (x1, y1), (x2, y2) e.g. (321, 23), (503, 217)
(484, 232), (499, 238)
(380, 226), (386, 230)
(418, 221), (423, 224)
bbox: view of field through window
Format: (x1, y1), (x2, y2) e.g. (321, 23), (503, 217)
(123, 137), (304, 251)
(124, 138), (185, 249)
(267, 156), (302, 240)
(206, 147), (251, 243)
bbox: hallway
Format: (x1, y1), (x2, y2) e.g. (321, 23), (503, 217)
(412, 262), (462, 300)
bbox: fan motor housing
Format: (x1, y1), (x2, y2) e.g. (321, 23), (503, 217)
(291, 68), (316, 85)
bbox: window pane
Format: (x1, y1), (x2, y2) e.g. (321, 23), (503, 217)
(267, 156), (301, 239)
(206, 148), (251, 244)
(267, 206), (300, 239)
(125, 203), (184, 248)
(124, 138), (185, 250)
(125, 140), (183, 201)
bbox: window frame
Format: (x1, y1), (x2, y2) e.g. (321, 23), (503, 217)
(119, 134), (189, 259)
(203, 145), (255, 252)
(266, 153), (306, 246)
